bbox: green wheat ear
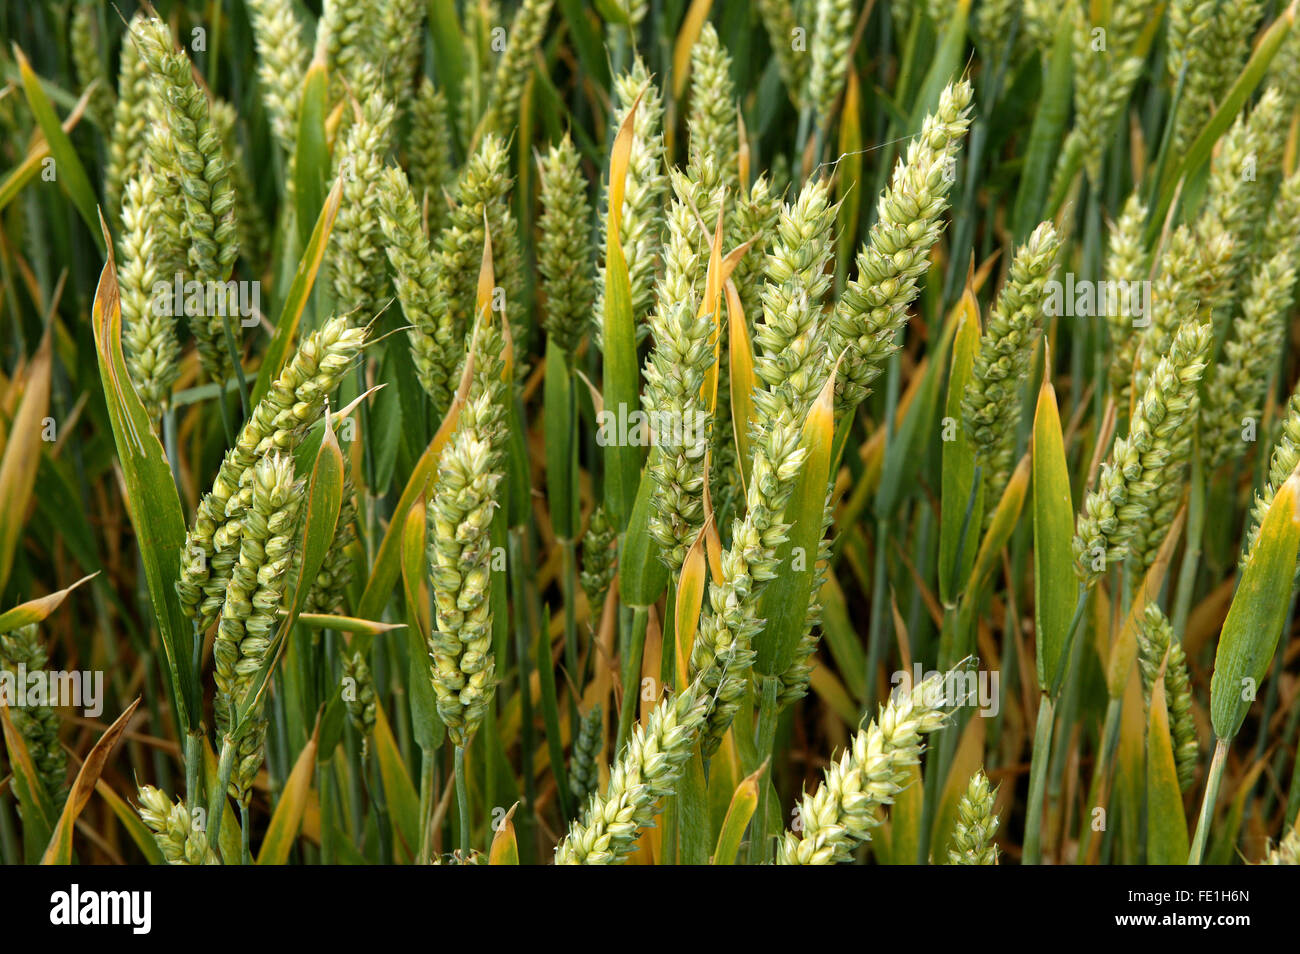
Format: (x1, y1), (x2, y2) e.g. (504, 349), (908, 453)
(594, 58), (667, 348)
(962, 221), (1061, 515)
(777, 672), (949, 865)
(537, 135), (595, 359)
(1073, 321), (1212, 583)
(579, 505), (618, 625)
(555, 681), (710, 865)
(245, 0), (309, 155)
(948, 771), (1000, 865)
(1136, 604), (1198, 791)
(829, 78), (974, 413)
(0, 624), (66, 798)
(136, 785), (218, 865)
(132, 15), (241, 383)
(427, 313), (508, 747)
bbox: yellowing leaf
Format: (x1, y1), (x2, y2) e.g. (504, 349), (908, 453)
(1032, 373), (1075, 693)
(1211, 470), (1300, 740)
(42, 699), (140, 864)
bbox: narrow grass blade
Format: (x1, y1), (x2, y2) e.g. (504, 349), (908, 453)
(489, 804), (519, 864)
(90, 236), (200, 732)
(41, 699), (140, 865)
(1211, 470), (1300, 741)
(754, 361), (836, 677)
(1146, 679), (1190, 865)
(0, 328), (51, 594)
(0, 703), (56, 861)
(373, 703), (421, 862)
(294, 58), (330, 250)
(601, 93), (644, 528)
(938, 285), (982, 606)
(257, 724), (318, 864)
(1011, 15), (1073, 243)
(1032, 371), (1075, 693)
(13, 46), (103, 251)
(0, 573), (97, 634)
(711, 761), (763, 865)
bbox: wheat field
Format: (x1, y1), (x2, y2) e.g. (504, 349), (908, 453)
(0, 0), (1298, 868)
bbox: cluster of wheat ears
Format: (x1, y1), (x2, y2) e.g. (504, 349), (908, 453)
(2, 0), (1300, 867)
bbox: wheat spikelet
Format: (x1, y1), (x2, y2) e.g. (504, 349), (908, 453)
(177, 318), (366, 629)
(568, 706), (604, 805)
(1201, 170), (1300, 469)
(0, 625), (66, 798)
(433, 135), (526, 377)
(427, 315), (507, 746)
(133, 15), (241, 382)
(537, 135), (595, 358)
(1106, 194), (1153, 410)
(483, 0), (554, 135)
(213, 454), (303, 799)
(1136, 604), (1198, 791)
(580, 504), (618, 625)
(807, 0), (855, 134)
(378, 164), (455, 414)
(245, 0), (309, 155)
(947, 771), (1000, 864)
(555, 681), (710, 864)
(331, 84), (397, 324)
(119, 170), (181, 420)
(593, 59), (667, 347)
(136, 786), (218, 865)
(961, 221), (1061, 513)
(829, 79), (973, 411)
(408, 78), (455, 235)
(70, 3), (113, 130)
(105, 13), (153, 223)
(777, 672), (949, 864)
(643, 175), (719, 572)
(1073, 321), (1212, 582)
